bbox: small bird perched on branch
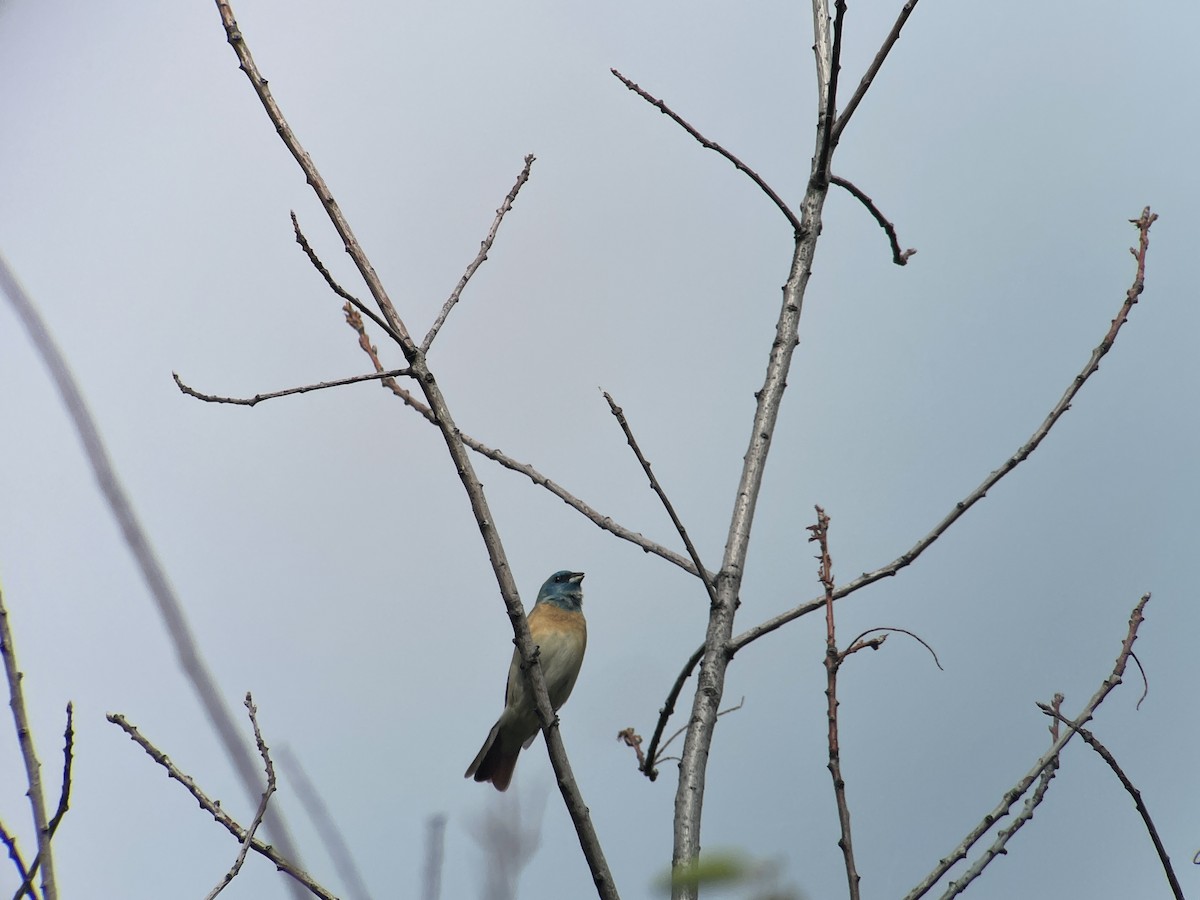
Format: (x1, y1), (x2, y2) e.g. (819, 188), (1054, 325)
(465, 570), (588, 791)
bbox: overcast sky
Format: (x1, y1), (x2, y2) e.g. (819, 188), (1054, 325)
(2, 1), (1198, 898)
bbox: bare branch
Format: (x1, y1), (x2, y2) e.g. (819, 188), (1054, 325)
(832, 0), (922, 143)
(277, 746), (374, 900)
(610, 69), (803, 236)
(635, 645), (703, 781)
(809, 506), (861, 900)
(421, 155), (537, 353)
(814, 0), (848, 183)
(204, 694), (277, 900)
(843, 627), (942, 669)
(0, 820), (37, 900)
(0, 251), (311, 894)
(1038, 706), (1184, 900)
(904, 593), (1152, 900)
(728, 208), (1159, 656)
(602, 391), (717, 600)
(830, 175), (916, 265)
(0, 584), (57, 900)
(290, 211), (405, 345)
(15, 704), (74, 900)
(173, 368), (412, 407)
(107, 712), (338, 900)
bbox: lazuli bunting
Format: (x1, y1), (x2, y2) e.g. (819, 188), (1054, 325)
(465, 570), (587, 791)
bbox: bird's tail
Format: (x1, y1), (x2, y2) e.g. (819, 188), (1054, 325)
(464, 720), (520, 792)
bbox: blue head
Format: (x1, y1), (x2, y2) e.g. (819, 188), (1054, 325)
(535, 570), (585, 611)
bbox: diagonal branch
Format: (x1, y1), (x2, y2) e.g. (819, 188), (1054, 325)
(0, 820), (37, 900)
(1037, 706), (1184, 900)
(610, 69), (803, 236)
(814, 0), (848, 183)
(290, 212), (405, 345)
(904, 593), (1151, 900)
(830, 175), (916, 265)
(421, 155), (537, 353)
(602, 391), (717, 601)
(15, 704), (74, 900)
(108, 712), (336, 900)
(832, 0), (922, 143)
(173, 368), (412, 407)
(727, 207), (1158, 656)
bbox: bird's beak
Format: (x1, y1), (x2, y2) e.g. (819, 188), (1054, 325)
(568, 572), (585, 583)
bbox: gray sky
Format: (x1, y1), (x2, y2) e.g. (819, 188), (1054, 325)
(2, 1), (1198, 898)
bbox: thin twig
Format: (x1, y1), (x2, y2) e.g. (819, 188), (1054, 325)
(204, 693), (277, 900)
(1038, 705), (1184, 900)
(107, 712), (338, 900)
(0, 252), (310, 897)
(809, 506), (861, 900)
(0, 820), (37, 900)
(844, 627), (942, 669)
(0, 584), (56, 900)
(278, 746), (374, 900)
(616, 728), (646, 770)
(173, 368), (412, 407)
(421, 155), (536, 353)
(727, 208), (1159, 656)
(814, 0), (848, 183)
(16, 704), (74, 900)
(345, 308), (704, 577)
(635, 645), (704, 781)
(904, 593), (1152, 900)
(832, 0), (921, 143)
(1129, 651), (1149, 710)
(290, 211), (404, 345)
(610, 69), (803, 236)
(830, 175), (915, 265)
(602, 391), (716, 603)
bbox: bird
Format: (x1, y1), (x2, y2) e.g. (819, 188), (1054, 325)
(465, 570), (587, 791)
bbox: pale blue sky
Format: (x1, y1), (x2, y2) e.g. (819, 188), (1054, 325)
(2, 1), (1198, 898)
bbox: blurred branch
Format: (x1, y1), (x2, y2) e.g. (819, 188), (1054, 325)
(904, 593), (1152, 900)
(602, 391), (717, 598)
(213, 2), (616, 893)
(610, 69), (803, 236)
(727, 207), (1159, 655)
(421, 815), (446, 900)
(0, 582), (57, 900)
(0, 251), (311, 899)
(830, 175), (916, 264)
(174, 369), (412, 407)
(1038, 705), (1184, 900)
(832, 0), (922, 143)
(204, 694), (277, 900)
(107, 711), (337, 900)
(278, 746), (374, 900)
(0, 820), (37, 900)
(421, 155), (536, 353)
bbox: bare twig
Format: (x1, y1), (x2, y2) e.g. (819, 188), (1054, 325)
(727, 208), (1159, 656)
(1130, 650), (1149, 710)
(904, 593), (1152, 900)
(616, 728), (646, 770)
(610, 69), (803, 236)
(830, 175), (915, 264)
(277, 746), (374, 900)
(291, 211), (404, 345)
(214, 4), (616, 893)
(1038, 705), (1184, 900)
(0, 584), (56, 900)
(0, 820), (37, 900)
(844, 627), (942, 669)
(107, 712), (338, 900)
(173, 368), (412, 407)
(204, 694), (277, 900)
(657, 698), (745, 764)
(602, 391), (716, 602)
(635, 645), (703, 781)
(0, 252), (310, 898)
(15, 704), (74, 900)
(832, 0), (922, 143)
(345, 308), (703, 577)
(814, 0), (848, 183)
(809, 507), (861, 900)
(421, 155), (536, 353)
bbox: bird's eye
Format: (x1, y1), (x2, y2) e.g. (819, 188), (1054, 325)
(554, 574), (563, 583)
